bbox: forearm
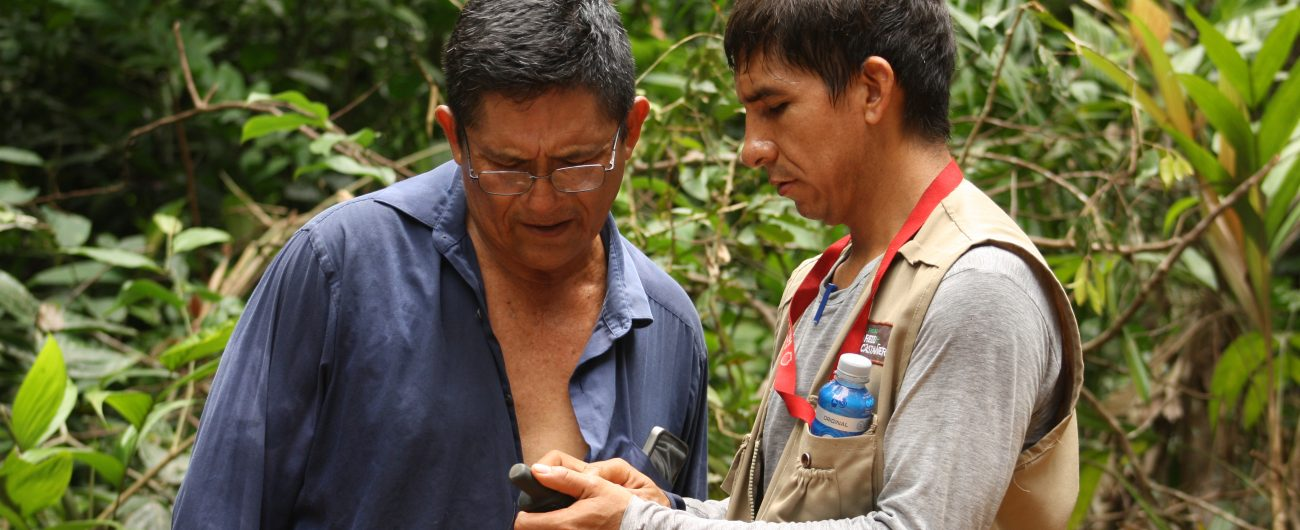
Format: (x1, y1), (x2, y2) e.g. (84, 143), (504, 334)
(622, 497), (895, 530)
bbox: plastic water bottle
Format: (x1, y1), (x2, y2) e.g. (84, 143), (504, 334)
(810, 353), (876, 437)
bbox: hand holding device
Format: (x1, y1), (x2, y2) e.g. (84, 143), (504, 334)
(509, 463), (576, 513)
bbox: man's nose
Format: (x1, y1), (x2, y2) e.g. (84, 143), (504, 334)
(740, 134), (776, 169)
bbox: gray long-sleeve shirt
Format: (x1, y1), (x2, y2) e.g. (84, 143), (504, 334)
(622, 245), (1064, 529)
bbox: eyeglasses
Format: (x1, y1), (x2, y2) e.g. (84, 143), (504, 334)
(463, 128), (622, 196)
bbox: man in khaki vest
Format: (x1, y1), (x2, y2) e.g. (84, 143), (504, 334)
(515, 0), (1083, 529)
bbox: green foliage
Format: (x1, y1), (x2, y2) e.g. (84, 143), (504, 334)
(1, 0), (1298, 526)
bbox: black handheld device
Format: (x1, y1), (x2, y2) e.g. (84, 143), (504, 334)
(509, 463), (576, 513)
(642, 426), (689, 486)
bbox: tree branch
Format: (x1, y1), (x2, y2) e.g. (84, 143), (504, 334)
(1082, 157), (1279, 353)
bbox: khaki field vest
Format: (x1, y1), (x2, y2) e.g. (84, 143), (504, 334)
(722, 180), (1084, 529)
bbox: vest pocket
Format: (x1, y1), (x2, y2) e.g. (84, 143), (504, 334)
(720, 433), (751, 496)
(759, 423), (878, 522)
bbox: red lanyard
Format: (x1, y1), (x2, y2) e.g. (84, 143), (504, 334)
(774, 160), (964, 424)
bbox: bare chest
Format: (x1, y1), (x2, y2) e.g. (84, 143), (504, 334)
(486, 285), (604, 463)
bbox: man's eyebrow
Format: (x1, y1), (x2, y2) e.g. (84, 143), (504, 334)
(740, 86), (784, 104)
(478, 140), (606, 163)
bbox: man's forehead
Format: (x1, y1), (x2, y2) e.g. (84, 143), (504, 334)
(736, 57), (808, 101)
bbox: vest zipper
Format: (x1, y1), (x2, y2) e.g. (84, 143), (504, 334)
(747, 434), (761, 519)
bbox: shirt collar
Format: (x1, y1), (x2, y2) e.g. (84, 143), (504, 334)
(373, 161), (654, 337)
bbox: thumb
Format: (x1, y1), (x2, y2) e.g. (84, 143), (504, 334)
(530, 463), (604, 499)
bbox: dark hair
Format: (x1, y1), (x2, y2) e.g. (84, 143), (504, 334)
(442, 0), (636, 135)
(724, 0), (956, 142)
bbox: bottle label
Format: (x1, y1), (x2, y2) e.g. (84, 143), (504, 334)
(814, 407), (869, 433)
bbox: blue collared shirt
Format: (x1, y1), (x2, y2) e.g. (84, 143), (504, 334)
(173, 162), (709, 529)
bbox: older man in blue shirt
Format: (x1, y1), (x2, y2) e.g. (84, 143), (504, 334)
(171, 0), (709, 527)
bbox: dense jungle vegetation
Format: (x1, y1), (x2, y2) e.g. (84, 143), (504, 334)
(1, 0), (1299, 527)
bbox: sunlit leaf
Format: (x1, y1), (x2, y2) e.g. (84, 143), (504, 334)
(1076, 45), (1170, 128)
(240, 114), (317, 143)
(1162, 196), (1199, 236)
(0, 180), (38, 205)
(1179, 74), (1256, 170)
(173, 227), (231, 254)
(11, 336), (72, 450)
(4, 450), (72, 516)
(1127, 13), (1193, 135)
(1186, 7), (1252, 105)
(66, 247), (159, 272)
(20, 447), (124, 486)
(41, 207), (92, 249)
(159, 319), (237, 370)
(0, 146), (43, 167)
(113, 279), (184, 311)
(1251, 8), (1300, 102)
(1258, 62), (1300, 163)
(152, 213), (182, 237)
(269, 90), (329, 123)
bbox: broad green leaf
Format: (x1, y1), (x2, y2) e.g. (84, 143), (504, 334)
(67, 246), (159, 272)
(1209, 332), (1268, 429)
(40, 207), (92, 249)
(159, 319), (237, 370)
(1123, 332), (1152, 402)
(174, 227), (231, 254)
(4, 450), (72, 517)
(1186, 7), (1252, 105)
(0, 180), (39, 205)
(240, 114), (317, 143)
(19, 447), (124, 485)
(1259, 62), (1300, 162)
(0, 147), (43, 167)
(113, 279), (184, 310)
(309, 132), (346, 156)
(11, 336), (70, 450)
(0, 268), (39, 325)
(1127, 14), (1193, 135)
(1076, 45), (1170, 128)
(104, 392), (153, 430)
(269, 90), (329, 123)
(324, 156), (395, 186)
(29, 261), (110, 286)
(1162, 196), (1200, 236)
(1251, 8), (1300, 102)
(1178, 248), (1219, 290)
(152, 213), (182, 237)
(1179, 74), (1256, 170)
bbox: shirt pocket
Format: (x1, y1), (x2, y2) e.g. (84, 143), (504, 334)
(758, 422), (878, 522)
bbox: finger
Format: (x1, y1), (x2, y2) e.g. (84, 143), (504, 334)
(582, 458), (641, 486)
(530, 463), (606, 499)
(534, 450), (589, 471)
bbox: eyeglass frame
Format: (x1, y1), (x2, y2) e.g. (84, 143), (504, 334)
(460, 126), (624, 196)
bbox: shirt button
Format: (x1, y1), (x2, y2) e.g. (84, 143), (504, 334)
(476, 309), (482, 320)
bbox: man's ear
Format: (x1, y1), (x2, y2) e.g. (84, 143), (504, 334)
(859, 56), (897, 126)
(619, 96), (652, 157)
(434, 105), (464, 165)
